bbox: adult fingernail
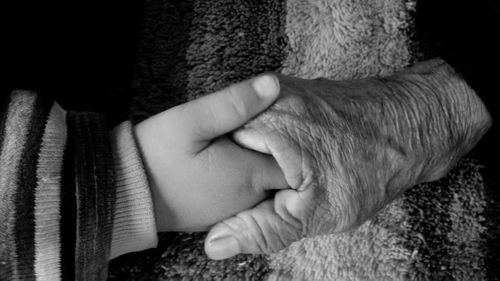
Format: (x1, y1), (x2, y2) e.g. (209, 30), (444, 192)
(207, 235), (240, 260)
(253, 75), (279, 99)
(233, 129), (270, 154)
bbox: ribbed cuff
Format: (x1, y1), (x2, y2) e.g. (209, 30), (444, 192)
(109, 121), (158, 259)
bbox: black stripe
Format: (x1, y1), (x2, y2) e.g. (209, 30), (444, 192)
(72, 112), (115, 280)
(60, 111), (77, 281)
(129, 0), (195, 123)
(14, 93), (52, 280)
(403, 171), (454, 279)
(116, 0), (288, 279)
(479, 162), (500, 281)
(72, 113), (98, 280)
(59, 111), (115, 281)
(185, 0), (288, 101)
(0, 92), (12, 157)
(89, 114), (115, 279)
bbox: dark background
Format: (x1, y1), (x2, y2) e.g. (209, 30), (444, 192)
(2, 0), (142, 125)
(416, 0), (499, 167)
(416, 0), (500, 276)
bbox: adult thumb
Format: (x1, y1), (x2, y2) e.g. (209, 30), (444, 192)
(204, 189), (305, 260)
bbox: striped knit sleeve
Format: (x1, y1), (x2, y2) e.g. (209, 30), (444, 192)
(0, 90), (157, 281)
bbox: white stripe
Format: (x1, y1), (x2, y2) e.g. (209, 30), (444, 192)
(34, 103), (66, 280)
(268, 1), (415, 279)
(0, 91), (37, 279)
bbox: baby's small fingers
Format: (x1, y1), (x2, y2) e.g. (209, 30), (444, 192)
(251, 154), (289, 191)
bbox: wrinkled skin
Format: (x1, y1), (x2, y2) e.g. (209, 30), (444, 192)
(204, 59), (492, 259)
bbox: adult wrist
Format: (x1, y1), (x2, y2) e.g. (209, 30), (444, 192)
(385, 58), (492, 183)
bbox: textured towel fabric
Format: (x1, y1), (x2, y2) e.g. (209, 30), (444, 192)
(108, 0), (499, 280)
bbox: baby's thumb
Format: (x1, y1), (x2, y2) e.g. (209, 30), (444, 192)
(204, 189), (304, 260)
(179, 74), (280, 142)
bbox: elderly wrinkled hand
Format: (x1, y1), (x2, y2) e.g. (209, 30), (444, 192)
(204, 59), (492, 260)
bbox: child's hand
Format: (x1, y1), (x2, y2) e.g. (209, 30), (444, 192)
(134, 75), (288, 232)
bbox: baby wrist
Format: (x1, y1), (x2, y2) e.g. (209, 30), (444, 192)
(109, 121), (158, 259)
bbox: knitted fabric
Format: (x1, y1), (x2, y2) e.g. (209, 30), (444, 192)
(110, 121), (158, 259)
(0, 91), (157, 280)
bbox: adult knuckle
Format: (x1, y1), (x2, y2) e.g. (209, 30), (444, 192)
(277, 206), (304, 242)
(221, 220), (270, 255)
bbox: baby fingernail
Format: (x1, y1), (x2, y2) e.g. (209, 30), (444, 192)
(253, 75), (279, 99)
(207, 235), (240, 260)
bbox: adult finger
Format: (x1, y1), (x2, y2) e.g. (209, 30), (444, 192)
(204, 188), (309, 260)
(177, 74), (280, 142)
(233, 126), (315, 192)
(232, 127), (270, 154)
